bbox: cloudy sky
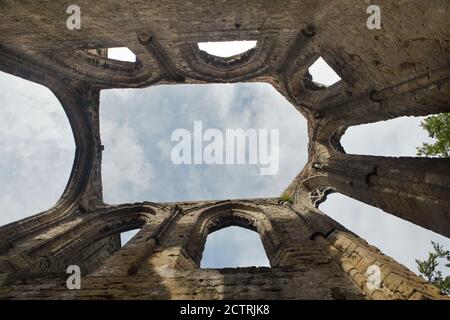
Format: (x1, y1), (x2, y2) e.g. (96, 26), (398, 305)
(0, 46), (448, 277)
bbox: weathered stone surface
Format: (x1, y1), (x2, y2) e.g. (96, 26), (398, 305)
(0, 1), (449, 300)
(0, 199), (447, 300)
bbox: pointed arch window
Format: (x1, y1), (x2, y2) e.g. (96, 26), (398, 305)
(200, 226), (270, 268)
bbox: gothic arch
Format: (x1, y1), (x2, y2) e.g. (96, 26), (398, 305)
(182, 38), (274, 82)
(1, 204), (157, 273)
(183, 202), (282, 267)
(0, 49), (101, 252)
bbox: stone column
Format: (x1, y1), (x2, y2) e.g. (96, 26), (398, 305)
(76, 85), (105, 211)
(320, 154), (450, 237)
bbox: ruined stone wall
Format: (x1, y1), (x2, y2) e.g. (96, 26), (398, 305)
(0, 199), (447, 300)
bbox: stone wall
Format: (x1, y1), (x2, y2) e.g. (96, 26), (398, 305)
(0, 199), (447, 300)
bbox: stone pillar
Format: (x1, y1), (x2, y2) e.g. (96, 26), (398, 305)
(76, 85), (105, 211)
(293, 204), (448, 299)
(320, 154), (450, 237)
(315, 230), (447, 299)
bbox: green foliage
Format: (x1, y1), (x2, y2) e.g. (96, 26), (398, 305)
(280, 194), (293, 204)
(416, 113), (450, 158)
(415, 241), (450, 295)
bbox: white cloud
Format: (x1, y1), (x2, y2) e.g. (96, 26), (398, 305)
(342, 116), (433, 156)
(0, 72), (74, 226)
(101, 120), (153, 204)
(108, 47), (136, 62)
(198, 41), (257, 58)
(201, 226), (270, 268)
(120, 229), (140, 246)
(100, 83), (307, 203)
(309, 57), (341, 86)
